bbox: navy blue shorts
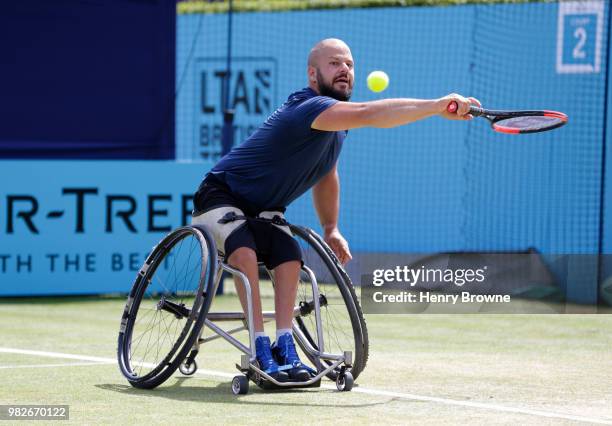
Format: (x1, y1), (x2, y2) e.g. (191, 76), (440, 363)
(192, 175), (302, 270)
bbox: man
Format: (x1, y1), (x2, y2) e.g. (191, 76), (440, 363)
(192, 38), (479, 382)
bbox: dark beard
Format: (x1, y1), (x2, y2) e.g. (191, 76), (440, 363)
(316, 69), (352, 101)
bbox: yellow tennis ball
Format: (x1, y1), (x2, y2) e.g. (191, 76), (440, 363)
(367, 71), (389, 93)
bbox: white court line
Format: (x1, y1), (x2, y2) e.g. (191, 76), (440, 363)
(342, 386), (612, 424)
(0, 362), (112, 369)
(1, 347), (611, 425)
(0, 347), (234, 379)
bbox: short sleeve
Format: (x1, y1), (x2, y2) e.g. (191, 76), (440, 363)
(293, 96), (338, 129)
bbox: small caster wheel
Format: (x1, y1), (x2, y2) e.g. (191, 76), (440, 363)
(232, 375), (249, 395)
(336, 371), (354, 392)
(179, 359), (197, 376)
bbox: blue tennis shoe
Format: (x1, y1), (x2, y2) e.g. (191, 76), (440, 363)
(271, 333), (311, 382)
(255, 336), (288, 382)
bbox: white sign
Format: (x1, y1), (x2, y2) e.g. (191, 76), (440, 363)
(556, 0), (604, 74)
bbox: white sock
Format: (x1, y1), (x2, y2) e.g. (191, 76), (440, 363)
(276, 328), (292, 340)
(254, 331), (267, 340)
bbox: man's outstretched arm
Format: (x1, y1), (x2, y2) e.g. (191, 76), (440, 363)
(311, 94), (481, 131)
(312, 164), (352, 264)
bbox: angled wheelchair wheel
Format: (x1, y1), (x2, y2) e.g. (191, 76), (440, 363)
(117, 225), (217, 389)
(287, 225), (369, 380)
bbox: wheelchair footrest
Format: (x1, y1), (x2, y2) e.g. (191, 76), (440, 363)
(235, 363), (322, 389)
(253, 374), (321, 390)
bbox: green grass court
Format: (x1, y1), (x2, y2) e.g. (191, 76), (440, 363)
(1, 295), (612, 424)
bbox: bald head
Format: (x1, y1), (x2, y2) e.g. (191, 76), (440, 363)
(307, 38), (354, 101)
(308, 38), (351, 68)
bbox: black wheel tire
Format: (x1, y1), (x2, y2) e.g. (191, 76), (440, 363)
(232, 375), (249, 395)
(179, 359), (198, 376)
(287, 225), (369, 380)
(117, 226), (217, 389)
(336, 371), (354, 392)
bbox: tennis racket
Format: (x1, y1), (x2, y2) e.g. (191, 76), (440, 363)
(447, 101), (568, 134)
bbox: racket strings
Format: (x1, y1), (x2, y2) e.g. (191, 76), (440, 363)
(492, 113), (567, 134)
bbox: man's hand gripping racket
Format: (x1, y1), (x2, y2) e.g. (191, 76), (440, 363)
(447, 100), (568, 134)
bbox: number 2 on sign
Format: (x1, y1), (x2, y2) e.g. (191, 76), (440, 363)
(573, 27), (587, 59)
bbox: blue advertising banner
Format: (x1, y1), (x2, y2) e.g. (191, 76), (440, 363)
(0, 161), (207, 296)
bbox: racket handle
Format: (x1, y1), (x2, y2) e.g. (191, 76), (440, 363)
(447, 101), (484, 117)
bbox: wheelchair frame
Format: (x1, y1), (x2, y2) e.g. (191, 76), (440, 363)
(182, 259), (354, 394)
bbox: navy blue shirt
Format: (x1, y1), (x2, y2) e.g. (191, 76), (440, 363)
(208, 87), (347, 209)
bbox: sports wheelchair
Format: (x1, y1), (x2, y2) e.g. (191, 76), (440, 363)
(117, 218), (368, 395)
